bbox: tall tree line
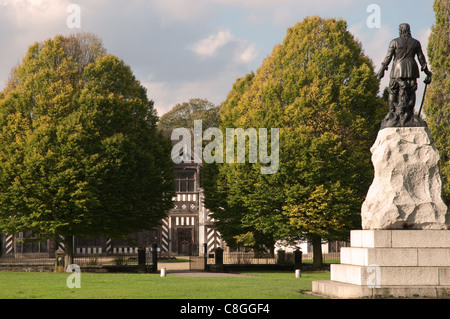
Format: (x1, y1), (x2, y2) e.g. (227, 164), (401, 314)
(424, 0), (450, 205)
(0, 33), (174, 264)
(203, 16), (387, 268)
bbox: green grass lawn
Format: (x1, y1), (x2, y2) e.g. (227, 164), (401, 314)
(0, 271), (330, 299)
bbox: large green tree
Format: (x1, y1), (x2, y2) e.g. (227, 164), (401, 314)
(203, 16), (386, 268)
(0, 33), (174, 263)
(201, 72), (277, 252)
(424, 0), (450, 205)
(158, 98), (220, 133)
(158, 98), (221, 161)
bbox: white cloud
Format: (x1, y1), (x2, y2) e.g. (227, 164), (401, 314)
(1, 0), (69, 23)
(236, 43), (259, 63)
(191, 30), (234, 56)
(190, 30), (259, 65)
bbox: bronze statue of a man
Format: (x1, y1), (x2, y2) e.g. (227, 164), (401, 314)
(377, 23), (432, 129)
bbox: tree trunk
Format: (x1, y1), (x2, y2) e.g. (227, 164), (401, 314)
(311, 234), (323, 270)
(64, 235), (74, 269)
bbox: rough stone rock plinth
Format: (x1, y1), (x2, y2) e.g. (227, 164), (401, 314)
(361, 127), (449, 230)
(311, 127), (450, 299)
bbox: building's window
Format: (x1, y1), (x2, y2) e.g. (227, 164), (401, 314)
(17, 231), (48, 253)
(175, 171), (195, 192)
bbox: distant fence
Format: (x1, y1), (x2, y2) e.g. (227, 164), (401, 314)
(207, 251), (341, 266)
(0, 252), (143, 266)
(0, 253), (55, 265)
(300, 252), (341, 263)
(74, 253), (142, 266)
(0, 249), (341, 271)
(0, 251), (341, 265)
(220, 252), (285, 265)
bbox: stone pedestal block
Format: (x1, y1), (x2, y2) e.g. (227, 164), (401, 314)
(350, 229), (450, 248)
(312, 230), (450, 299)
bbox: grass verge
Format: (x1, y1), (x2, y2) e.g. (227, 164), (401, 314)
(0, 270), (330, 299)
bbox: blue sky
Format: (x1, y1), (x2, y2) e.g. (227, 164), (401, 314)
(0, 0), (435, 116)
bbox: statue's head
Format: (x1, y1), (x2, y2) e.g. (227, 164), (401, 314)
(399, 23), (411, 38)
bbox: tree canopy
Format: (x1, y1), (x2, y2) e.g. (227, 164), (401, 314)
(203, 16), (387, 267)
(424, 0), (450, 205)
(158, 98), (220, 133)
(0, 33), (174, 258)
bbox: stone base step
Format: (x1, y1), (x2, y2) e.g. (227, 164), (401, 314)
(312, 230), (450, 298)
(341, 246), (450, 267)
(350, 230), (450, 248)
(312, 280), (450, 299)
(331, 264), (450, 286)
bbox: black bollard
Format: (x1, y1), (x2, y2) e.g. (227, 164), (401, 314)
(152, 243), (158, 273)
(138, 247), (146, 273)
(294, 249), (303, 270)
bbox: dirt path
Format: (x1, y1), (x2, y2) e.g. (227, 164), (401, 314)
(167, 271), (254, 277)
(156, 261), (253, 277)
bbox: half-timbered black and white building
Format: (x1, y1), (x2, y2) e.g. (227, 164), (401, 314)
(0, 161), (223, 258)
